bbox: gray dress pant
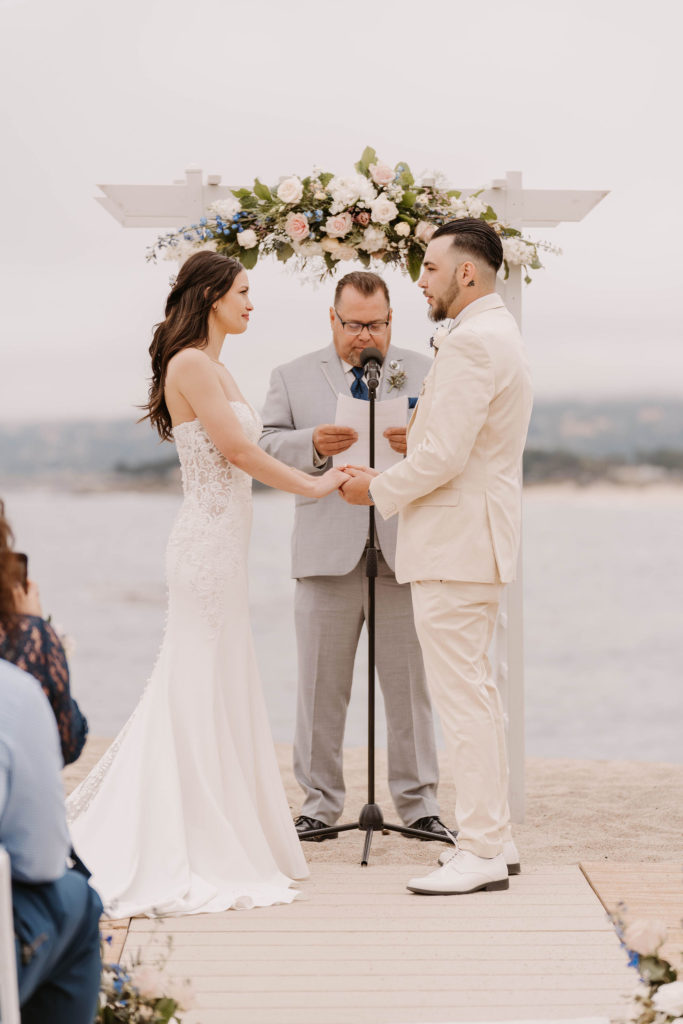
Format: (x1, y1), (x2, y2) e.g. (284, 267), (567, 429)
(293, 551), (440, 825)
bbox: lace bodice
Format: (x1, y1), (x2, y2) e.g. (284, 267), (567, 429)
(173, 403), (262, 511)
(167, 403), (262, 637)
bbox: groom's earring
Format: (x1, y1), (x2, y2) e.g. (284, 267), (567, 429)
(212, 305), (217, 311)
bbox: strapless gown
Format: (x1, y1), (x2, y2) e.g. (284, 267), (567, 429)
(67, 403), (308, 916)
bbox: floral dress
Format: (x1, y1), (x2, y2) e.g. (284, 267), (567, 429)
(0, 614), (88, 765)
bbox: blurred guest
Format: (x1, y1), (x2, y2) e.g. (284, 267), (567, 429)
(0, 657), (102, 1024)
(0, 499), (87, 764)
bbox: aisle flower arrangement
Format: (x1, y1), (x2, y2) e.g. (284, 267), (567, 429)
(610, 907), (682, 1024)
(97, 936), (196, 1023)
(147, 147), (557, 283)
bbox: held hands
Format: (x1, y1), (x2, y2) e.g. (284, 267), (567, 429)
(338, 466), (379, 506)
(311, 467), (351, 498)
(313, 424), (358, 457)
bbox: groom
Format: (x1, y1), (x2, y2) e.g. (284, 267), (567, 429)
(341, 219), (533, 894)
(260, 271), (449, 840)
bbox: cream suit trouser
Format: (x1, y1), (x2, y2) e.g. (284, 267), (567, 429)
(410, 579), (513, 859)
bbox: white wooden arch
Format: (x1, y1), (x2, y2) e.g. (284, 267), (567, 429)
(97, 169), (608, 821)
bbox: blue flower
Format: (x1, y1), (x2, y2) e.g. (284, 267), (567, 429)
(628, 951), (640, 969)
(237, 226), (243, 232)
(199, 217), (207, 226)
(183, 233), (192, 240)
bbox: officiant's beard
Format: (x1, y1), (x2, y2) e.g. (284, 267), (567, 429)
(429, 275), (461, 322)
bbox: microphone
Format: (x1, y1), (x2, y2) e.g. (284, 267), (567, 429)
(359, 346), (383, 391)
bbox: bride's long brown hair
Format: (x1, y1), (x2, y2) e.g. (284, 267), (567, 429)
(141, 250), (244, 440)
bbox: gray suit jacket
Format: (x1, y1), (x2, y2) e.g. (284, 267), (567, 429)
(260, 342), (433, 578)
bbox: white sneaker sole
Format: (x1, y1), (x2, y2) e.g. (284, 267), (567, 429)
(407, 876), (510, 895)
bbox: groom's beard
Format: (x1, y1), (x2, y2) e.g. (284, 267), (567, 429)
(429, 275), (461, 322)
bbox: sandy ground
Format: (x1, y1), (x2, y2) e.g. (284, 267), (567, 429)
(64, 739), (683, 867)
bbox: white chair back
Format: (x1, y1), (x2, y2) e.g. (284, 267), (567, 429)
(0, 846), (20, 1024)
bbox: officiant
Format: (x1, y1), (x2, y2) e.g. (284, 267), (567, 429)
(260, 271), (450, 840)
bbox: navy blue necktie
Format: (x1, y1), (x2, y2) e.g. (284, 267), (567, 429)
(350, 366), (369, 401)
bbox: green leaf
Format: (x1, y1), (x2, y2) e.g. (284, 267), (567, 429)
(482, 205), (498, 221)
(239, 194), (259, 210)
(276, 243), (294, 263)
(323, 252), (337, 272)
(239, 246), (259, 270)
(357, 251), (371, 268)
(319, 171), (334, 188)
(355, 146), (378, 175)
(447, 189), (462, 199)
(398, 164), (414, 188)
(407, 245), (424, 282)
(231, 188), (252, 200)
(401, 191), (417, 209)
(253, 178), (272, 202)
(503, 259), (510, 280)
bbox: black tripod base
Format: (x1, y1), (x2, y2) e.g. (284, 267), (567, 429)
(298, 808), (456, 866)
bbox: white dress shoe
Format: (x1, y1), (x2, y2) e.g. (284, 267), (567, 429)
(407, 849), (509, 895)
(438, 839), (521, 875)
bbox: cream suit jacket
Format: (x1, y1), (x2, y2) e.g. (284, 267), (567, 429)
(370, 293), (533, 585)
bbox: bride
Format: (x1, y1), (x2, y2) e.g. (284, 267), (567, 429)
(67, 251), (348, 917)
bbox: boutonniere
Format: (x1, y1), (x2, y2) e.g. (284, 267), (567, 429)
(386, 359), (407, 392)
(429, 323), (451, 351)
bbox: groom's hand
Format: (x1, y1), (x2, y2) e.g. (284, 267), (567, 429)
(313, 424), (358, 457)
(384, 426), (407, 454)
(339, 466), (378, 506)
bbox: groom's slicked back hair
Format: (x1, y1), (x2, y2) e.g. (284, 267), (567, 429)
(334, 271), (390, 308)
(432, 218), (503, 274)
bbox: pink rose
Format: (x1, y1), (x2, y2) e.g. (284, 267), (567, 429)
(285, 213), (310, 242)
(369, 162), (396, 187)
(324, 212), (354, 238)
(415, 220), (436, 244)
(354, 210), (371, 226)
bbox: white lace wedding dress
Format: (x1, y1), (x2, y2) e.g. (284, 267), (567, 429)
(67, 403), (308, 917)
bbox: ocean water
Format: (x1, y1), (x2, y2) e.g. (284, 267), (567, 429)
(4, 485), (682, 762)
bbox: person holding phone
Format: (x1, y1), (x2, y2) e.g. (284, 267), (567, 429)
(0, 499), (88, 765)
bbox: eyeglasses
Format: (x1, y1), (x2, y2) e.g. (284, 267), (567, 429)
(334, 310), (390, 336)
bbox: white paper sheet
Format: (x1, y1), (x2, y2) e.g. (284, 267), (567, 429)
(332, 393), (409, 472)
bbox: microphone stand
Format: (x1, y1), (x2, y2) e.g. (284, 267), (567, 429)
(302, 351), (455, 865)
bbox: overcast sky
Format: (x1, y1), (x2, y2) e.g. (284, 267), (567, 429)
(1, 0), (681, 423)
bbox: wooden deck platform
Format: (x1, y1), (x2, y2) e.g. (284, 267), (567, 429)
(98, 860), (680, 1024)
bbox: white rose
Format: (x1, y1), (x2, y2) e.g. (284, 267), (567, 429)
(653, 983), (683, 1017)
(276, 176), (304, 204)
(623, 919), (669, 957)
(324, 212), (354, 238)
(502, 236), (535, 265)
(328, 174), (376, 214)
(415, 220), (436, 244)
(465, 195), (487, 217)
(369, 196), (398, 225)
(237, 228), (258, 249)
(449, 196), (468, 218)
(321, 237), (341, 254)
(369, 162), (396, 187)
(394, 222), (410, 237)
(359, 225), (386, 253)
(209, 197), (240, 219)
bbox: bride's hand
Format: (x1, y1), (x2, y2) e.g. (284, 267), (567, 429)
(311, 467), (350, 498)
